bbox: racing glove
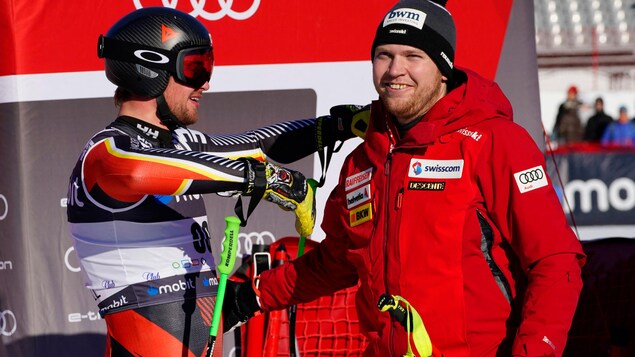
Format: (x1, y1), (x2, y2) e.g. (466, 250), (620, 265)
(242, 159), (316, 237)
(328, 104), (370, 140)
(223, 280), (261, 333)
(315, 104), (370, 148)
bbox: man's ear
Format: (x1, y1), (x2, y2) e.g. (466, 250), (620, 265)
(441, 75), (448, 83)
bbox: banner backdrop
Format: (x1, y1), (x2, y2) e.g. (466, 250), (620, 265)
(546, 146), (635, 240)
(0, 1), (539, 356)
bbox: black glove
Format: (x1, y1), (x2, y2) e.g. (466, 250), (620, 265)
(242, 159), (316, 237)
(377, 294), (413, 332)
(329, 104), (370, 140)
(223, 280), (261, 333)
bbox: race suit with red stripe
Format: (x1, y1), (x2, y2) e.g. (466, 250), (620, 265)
(66, 115), (335, 315)
(258, 69), (586, 356)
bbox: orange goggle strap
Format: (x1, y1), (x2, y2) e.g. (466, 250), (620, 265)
(379, 294), (433, 357)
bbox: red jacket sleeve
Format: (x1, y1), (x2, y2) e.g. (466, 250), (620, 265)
(475, 119), (585, 356)
(258, 187), (359, 311)
(258, 236), (358, 310)
(511, 253), (583, 356)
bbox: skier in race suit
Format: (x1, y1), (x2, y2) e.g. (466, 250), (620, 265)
(66, 7), (365, 357)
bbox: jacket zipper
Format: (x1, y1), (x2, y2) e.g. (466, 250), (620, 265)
(384, 126), (396, 355)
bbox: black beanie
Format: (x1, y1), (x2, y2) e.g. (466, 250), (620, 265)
(371, 0), (456, 80)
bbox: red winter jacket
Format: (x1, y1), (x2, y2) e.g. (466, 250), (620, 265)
(259, 69), (585, 356)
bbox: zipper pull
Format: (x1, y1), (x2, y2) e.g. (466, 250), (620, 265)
(396, 188), (403, 210)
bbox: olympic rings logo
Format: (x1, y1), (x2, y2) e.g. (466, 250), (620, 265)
(132, 0), (261, 21)
(518, 169), (544, 184)
(0, 310), (17, 337)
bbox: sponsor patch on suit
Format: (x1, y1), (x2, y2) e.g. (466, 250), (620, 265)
(514, 165), (548, 193)
(409, 159), (464, 179)
(346, 184), (371, 209)
(345, 168), (373, 191)
(349, 202), (372, 227)
(408, 181), (446, 191)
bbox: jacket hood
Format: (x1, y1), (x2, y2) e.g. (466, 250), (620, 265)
(371, 67), (513, 145)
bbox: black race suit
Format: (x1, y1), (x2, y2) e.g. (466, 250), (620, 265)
(66, 115), (337, 356)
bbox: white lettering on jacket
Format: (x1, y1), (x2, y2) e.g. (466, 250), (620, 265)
(345, 168), (373, 191)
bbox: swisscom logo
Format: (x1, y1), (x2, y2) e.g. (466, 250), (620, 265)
(409, 159), (464, 179)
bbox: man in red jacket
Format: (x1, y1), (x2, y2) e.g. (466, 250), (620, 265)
(224, 0), (585, 356)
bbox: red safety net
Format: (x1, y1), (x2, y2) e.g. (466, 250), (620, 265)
(239, 237), (368, 356)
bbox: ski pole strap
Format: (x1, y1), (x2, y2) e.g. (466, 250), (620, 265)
(234, 159), (267, 227)
(377, 294), (433, 357)
(315, 116), (344, 188)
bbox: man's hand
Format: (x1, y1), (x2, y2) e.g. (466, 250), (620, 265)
(330, 104), (370, 140)
(223, 280), (261, 333)
(243, 159), (316, 237)
(263, 162), (316, 237)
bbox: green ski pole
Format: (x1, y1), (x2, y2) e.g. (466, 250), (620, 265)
(289, 178), (318, 357)
(205, 216), (241, 357)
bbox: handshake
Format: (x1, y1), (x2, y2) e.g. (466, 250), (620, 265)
(224, 104), (370, 332)
(242, 159), (316, 237)
(242, 104), (370, 237)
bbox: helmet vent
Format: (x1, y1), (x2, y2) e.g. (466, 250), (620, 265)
(136, 64), (159, 79)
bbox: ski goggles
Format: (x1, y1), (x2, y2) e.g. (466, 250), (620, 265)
(98, 35), (214, 88)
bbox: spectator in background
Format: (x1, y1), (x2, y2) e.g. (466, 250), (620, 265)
(601, 106), (635, 147)
(552, 85), (583, 145)
(583, 97), (613, 142)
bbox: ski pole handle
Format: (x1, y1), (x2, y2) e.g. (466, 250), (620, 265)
(217, 216), (241, 276)
(205, 216), (241, 357)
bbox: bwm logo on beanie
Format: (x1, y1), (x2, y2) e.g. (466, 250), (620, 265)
(383, 8), (427, 30)
(371, 0), (456, 80)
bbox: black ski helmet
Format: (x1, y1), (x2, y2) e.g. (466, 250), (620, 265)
(98, 7), (213, 98)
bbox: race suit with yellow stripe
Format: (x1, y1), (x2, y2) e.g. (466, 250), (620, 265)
(258, 69), (586, 356)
